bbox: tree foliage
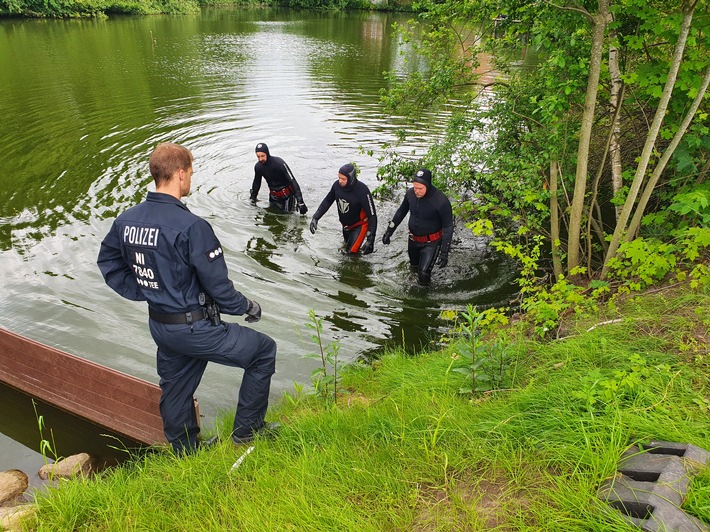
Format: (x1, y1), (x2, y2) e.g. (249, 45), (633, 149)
(0, 0), (201, 17)
(379, 0), (710, 285)
(0, 0), (412, 18)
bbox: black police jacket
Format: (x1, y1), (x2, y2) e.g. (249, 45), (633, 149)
(97, 192), (250, 315)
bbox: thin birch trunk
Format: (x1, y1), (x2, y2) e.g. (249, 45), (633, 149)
(549, 161), (563, 279)
(608, 38), (624, 221)
(624, 61), (710, 240)
(601, 2), (697, 277)
(567, 0), (610, 274)
(586, 74), (624, 272)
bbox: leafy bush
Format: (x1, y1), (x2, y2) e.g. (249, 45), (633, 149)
(5, 0), (108, 17)
(571, 353), (673, 414)
(301, 309), (343, 403)
(607, 228), (710, 292)
(4, 0), (207, 16)
(442, 305), (516, 393)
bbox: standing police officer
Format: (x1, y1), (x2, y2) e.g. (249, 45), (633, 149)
(252, 142), (308, 214)
(309, 163), (377, 255)
(381, 168), (453, 286)
(97, 142), (277, 454)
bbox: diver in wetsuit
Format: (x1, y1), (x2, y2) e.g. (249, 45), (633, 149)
(252, 143), (308, 214)
(381, 168), (453, 286)
(309, 163), (377, 255)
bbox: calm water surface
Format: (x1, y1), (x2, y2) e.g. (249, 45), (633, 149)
(0, 8), (517, 481)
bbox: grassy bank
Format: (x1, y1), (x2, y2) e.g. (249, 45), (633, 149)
(24, 286), (710, 530)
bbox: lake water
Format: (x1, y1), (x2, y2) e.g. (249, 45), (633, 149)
(0, 8), (518, 483)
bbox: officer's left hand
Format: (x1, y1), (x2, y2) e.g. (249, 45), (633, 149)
(245, 299), (262, 323)
(436, 254), (448, 268)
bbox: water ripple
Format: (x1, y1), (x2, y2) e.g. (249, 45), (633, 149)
(0, 10), (518, 443)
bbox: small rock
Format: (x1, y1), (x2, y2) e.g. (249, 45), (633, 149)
(0, 470), (28, 506)
(0, 504), (35, 531)
(38, 453), (95, 480)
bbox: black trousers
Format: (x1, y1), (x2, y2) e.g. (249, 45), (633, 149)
(149, 319), (276, 453)
(408, 239), (441, 286)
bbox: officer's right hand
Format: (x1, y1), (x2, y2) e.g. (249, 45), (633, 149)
(309, 217), (318, 234)
(382, 229), (393, 245)
(245, 299), (262, 323)
(249, 189), (257, 205)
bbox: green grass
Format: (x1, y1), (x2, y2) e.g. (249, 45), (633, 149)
(22, 286), (710, 531)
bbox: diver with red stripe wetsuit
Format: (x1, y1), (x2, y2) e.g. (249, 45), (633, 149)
(381, 168), (453, 286)
(252, 142), (308, 214)
(309, 164), (377, 255)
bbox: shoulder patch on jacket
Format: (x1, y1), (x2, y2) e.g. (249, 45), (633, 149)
(206, 246), (223, 262)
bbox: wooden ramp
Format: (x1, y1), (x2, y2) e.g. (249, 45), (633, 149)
(0, 326), (166, 445)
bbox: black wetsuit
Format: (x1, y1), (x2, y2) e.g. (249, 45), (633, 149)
(312, 177), (378, 254)
(388, 185), (453, 285)
(252, 147), (306, 213)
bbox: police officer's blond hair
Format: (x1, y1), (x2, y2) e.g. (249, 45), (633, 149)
(149, 143), (193, 187)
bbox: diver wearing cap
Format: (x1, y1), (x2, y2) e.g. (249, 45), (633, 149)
(381, 168), (453, 286)
(252, 143), (308, 214)
(309, 163), (377, 255)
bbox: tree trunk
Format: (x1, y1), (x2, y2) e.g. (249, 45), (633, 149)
(549, 161), (563, 279)
(608, 37), (624, 221)
(567, 0), (610, 275)
(624, 62), (710, 240)
(586, 58), (624, 273)
(601, 2), (696, 277)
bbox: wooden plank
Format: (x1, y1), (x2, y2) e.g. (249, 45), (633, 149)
(0, 326), (166, 445)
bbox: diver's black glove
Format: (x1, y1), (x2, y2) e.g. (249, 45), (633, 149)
(436, 252), (448, 268)
(249, 189), (257, 205)
(309, 216), (318, 234)
(298, 202), (308, 215)
(360, 232), (375, 255)
(382, 222), (395, 245)
(245, 299), (262, 323)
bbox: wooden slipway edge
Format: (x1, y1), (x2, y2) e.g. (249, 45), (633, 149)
(0, 326), (166, 445)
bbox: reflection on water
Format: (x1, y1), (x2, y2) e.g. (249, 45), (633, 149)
(247, 207), (310, 274)
(0, 8), (518, 472)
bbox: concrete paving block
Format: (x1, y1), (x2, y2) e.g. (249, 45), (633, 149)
(618, 454), (690, 503)
(602, 474), (685, 507)
(645, 441), (710, 469)
(600, 441), (710, 532)
(601, 480), (709, 532)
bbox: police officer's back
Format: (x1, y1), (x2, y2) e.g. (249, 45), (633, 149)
(98, 142), (277, 454)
